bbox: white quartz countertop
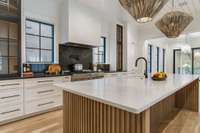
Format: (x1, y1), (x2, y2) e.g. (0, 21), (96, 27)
(55, 74), (199, 114)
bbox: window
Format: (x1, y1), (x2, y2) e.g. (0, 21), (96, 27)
(147, 45), (152, 73)
(192, 48), (200, 74)
(156, 47), (160, 72)
(93, 37), (106, 64)
(25, 19), (54, 63)
(162, 49), (166, 72)
(173, 49), (192, 74)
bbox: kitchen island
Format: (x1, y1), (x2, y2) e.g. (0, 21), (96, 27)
(55, 74), (199, 133)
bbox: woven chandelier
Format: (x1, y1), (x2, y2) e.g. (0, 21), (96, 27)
(155, 11), (193, 38)
(155, 0), (193, 38)
(119, 0), (169, 23)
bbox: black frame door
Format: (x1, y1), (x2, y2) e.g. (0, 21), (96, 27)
(116, 24), (123, 72)
(192, 47), (200, 75)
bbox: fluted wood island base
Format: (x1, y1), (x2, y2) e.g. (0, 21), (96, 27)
(63, 79), (198, 133)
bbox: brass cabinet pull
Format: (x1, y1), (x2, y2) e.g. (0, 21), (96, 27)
(1, 109), (20, 115)
(0, 95), (20, 99)
(37, 90), (54, 94)
(38, 101), (54, 107)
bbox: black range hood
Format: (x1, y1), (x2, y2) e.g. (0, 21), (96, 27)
(61, 42), (97, 48)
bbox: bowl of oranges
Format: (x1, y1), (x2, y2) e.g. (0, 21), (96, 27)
(152, 72), (167, 81)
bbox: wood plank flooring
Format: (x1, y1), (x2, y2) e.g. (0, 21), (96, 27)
(0, 110), (63, 133)
(0, 109), (200, 133)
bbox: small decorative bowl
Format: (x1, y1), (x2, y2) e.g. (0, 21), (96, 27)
(151, 77), (167, 81)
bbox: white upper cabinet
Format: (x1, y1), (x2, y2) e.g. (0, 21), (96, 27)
(60, 0), (101, 47)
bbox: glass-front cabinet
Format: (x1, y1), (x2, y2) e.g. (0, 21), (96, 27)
(0, 20), (19, 74)
(0, 0), (19, 16)
(0, 0), (20, 76)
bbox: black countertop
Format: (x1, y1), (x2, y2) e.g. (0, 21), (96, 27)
(0, 71), (117, 81)
(0, 73), (71, 81)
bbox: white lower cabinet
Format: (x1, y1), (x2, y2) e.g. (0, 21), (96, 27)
(0, 103), (23, 122)
(0, 76), (71, 123)
(24, 76), (70, 115)
(0, 79), (23, 122)
(25, 95), (62, 114)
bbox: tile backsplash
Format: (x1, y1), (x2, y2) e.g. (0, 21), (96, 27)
(59, 44), (93, 71)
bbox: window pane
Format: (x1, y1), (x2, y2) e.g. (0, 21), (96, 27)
(9, 40), (18, 56)
(0, 57), (8, 74)
(9, 57), (18, 73)
(93, 48), (98, 54)
(26, 49), (40, 62)
(99, 47), (104, 52)
(26, 35), (39, 48)
(0, 39), (8, 56)
(41, 37), (52, 50)
(174, 50), (181, 74)
(41, 24), (53, 37)
(41, 50), (52, 63)
(193, 49), (200, 74)
(26, 20), (39, 35)
(100, 38), (104, 46)
(182, 53), (192, 74)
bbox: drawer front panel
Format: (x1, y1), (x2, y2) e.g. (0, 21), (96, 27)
(25, 84), (62, 101)
(0, 88), (23, 104)
(25, 96), (62, 114)
(0, 104), (23, 122)
(0, 80), (23, 90)
(24, 76), (71, 88)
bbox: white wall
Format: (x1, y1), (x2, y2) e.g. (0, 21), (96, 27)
(62, 0), (101, 46)
(97, 0), (140, 71)
(21, 0), (62, 63)
(22, 0), (140, 72)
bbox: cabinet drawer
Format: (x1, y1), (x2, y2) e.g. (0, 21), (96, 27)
(0, 104), (23, 122)
(25, 84), (62, 101)
(25, 96), (62, 114)
(0, 79), (23, 90)
(24, 76), (71, 87)
(0, 88), (23, 104)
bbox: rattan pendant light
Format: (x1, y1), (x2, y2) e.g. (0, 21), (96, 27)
(119, 0), (169, 23)
(155, 0), (193, 38)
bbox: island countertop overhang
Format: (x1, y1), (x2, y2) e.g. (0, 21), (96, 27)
(55, 74), (199, 114)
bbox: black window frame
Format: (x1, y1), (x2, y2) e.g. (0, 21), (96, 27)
(147, 44), (153, 73)
(156, 47), (160, 72)
(25, 19), (54, 64)
(162, 49), (166, 72)
(93, 37), (106, 64)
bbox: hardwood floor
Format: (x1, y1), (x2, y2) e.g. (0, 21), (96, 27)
(157, 109), (200, 133)
(0, 110), (63, 133)
(0, 109), (200, 133)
